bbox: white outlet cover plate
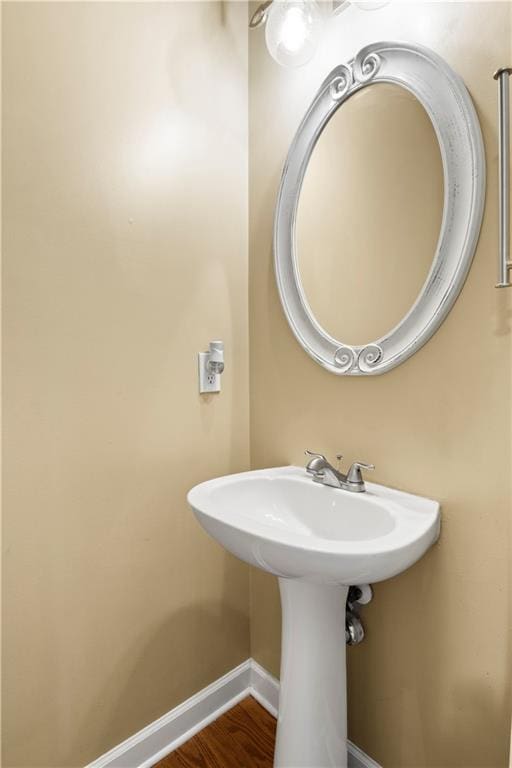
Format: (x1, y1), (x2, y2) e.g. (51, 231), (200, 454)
(198, 352), (220, 394)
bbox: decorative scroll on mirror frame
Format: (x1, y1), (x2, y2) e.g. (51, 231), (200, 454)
(274, 41), (486, 375)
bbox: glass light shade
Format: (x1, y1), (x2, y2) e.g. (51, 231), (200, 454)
(265, 0), (323, 68)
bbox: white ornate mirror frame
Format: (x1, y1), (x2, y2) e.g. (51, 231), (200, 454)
(274, 41), (485, 375)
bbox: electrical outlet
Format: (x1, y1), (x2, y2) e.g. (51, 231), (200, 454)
(198, 352), (221, 393)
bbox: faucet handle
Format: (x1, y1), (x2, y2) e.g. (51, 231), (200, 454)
(347, 461), (375, 485)
(304, 450), (327, 474)
(305, 450), (327, 461)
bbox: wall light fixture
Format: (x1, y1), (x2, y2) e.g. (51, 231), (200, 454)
(250, 0), (389, 68)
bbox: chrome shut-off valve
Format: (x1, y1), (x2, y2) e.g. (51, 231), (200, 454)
(346, 584), (373, 645)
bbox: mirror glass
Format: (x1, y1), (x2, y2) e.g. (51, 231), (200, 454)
(296, 83), (444, 346)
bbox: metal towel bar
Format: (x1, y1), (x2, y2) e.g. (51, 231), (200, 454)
(494, 66), (512, 288)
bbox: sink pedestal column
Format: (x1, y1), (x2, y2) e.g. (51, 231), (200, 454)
(274, 578), (349, 768)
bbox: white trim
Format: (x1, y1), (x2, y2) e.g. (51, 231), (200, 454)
(348, 741), (382, 768)
(85, 660), (252, 768)
(249, 658), (279, 718)
(85, 658), (380, 768)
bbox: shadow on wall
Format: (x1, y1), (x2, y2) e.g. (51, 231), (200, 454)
(79, 551), (249, 767)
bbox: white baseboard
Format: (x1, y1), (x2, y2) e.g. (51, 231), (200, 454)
(249, 657), (279, 717)
(86, 660), (252, 768)
(86, 658), (380, 768)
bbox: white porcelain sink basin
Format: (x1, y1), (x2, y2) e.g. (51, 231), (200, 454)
(188, 465), (440, 585)
(188, 466), (440, 768)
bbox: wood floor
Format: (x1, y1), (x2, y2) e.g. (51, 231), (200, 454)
(154, 697), (276, 768)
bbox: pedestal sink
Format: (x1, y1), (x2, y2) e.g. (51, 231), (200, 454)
(187, 466), (440, 768)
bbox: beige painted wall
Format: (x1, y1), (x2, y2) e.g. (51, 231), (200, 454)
(3, 2), (512, 767)
(249, 2), (512, 766)
(2, 3), (249, 766)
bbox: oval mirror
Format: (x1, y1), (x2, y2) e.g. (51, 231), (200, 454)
(274, 42), (485, 375)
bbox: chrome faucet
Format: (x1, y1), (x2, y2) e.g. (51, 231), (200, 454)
(305, 450), (374, 493)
